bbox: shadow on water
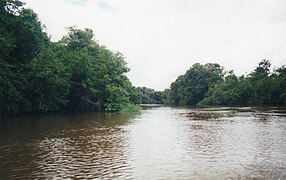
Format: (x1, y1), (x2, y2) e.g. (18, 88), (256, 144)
(0, 112), (139, 140)
(0, 111), (139, 179)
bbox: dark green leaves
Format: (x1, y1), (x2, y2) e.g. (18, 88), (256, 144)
(168, 63), (224, 106)
(0, 0), (139, 115)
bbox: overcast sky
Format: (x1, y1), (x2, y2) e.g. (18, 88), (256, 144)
(22, 0), (286, 90)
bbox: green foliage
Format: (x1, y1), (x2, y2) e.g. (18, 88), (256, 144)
(199, 60), (286, 106)
(0, 0), (140, 115)
(162, 88), (171, 104)
(198, 73), (239, 106)
(166, 60), (285, 107)
(275, 65), (286, 105)
(119, 103), (140, 113)
(56, 28), (136, 112)
(1, 0), (285, 116)
(0, 0), (49, 114)
(28, 43), (71, 112)
(132, 87), (163, 104)
(168, 63), (223, 106)
(0, 1), (48, 64)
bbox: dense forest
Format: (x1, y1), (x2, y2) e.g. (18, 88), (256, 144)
(1, 0), (285, 116)
(0, 0), (162, 116)
(163, 60), (286, 106)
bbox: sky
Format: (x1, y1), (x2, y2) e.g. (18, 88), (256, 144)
(22, 0), (286, 90)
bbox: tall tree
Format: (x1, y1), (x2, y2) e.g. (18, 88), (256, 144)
(169, 63), (223, 105)
(0, 0), (48, 114)
(58, 27), (134, 111)
(198, 60), (286, 106)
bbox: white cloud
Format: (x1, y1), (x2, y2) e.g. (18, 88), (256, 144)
(66, 0), (90, 6)
(23, 0), (286, 90)
(97, 1), (112, 10)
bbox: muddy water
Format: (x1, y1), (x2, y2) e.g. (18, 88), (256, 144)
(0, 107), (286, 179)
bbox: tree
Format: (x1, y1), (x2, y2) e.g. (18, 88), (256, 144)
(58, 27), (135, 111)
(198, 60), (286, 106)
(250, 59), (271, 80)
(0, 0), (140, 115)
(0, 0), (49, 114)
(132, 87), (163, 104)
(28, 43), (71, 112)
(168, 63), (224, 105)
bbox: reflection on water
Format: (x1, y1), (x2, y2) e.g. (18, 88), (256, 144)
(0, 107), (286, 179)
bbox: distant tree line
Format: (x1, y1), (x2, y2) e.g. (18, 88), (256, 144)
(1, 0), (285, 116)
(132, 87), (163, 104)
(0, 0), (162, 116)
(163, 60), (286, 106)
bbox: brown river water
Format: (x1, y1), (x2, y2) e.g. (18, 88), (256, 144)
(0, 107), (286, 179)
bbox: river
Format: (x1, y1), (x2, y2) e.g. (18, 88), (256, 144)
(0, 107), (286, 179)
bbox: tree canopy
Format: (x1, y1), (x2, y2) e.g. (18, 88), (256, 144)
(0, 0), (143, 115)
(164, 60), (286, 107)
(1, 0), (285, 116)
(166, 63), (224, 106)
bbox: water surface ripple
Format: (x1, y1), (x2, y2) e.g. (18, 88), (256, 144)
(0, 107), (286, 179)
